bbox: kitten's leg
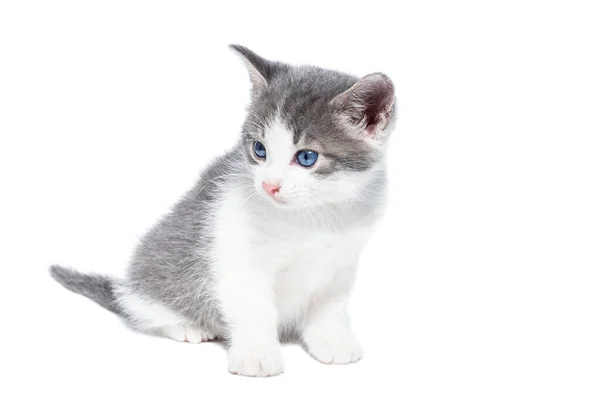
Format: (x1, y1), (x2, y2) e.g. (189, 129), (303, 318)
(218, 263), (284, 377)
(116, 287), (216, 343)
(302, 268), (364, 364)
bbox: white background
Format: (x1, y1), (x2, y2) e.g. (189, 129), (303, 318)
(1, 1), (599, 399)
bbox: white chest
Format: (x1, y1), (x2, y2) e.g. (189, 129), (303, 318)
(246, 230), (360, 325)
(249, 217), (373, 324)
(213, 191), (375, 324)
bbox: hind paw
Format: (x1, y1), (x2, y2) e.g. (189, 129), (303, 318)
(163, 325), (215, 343)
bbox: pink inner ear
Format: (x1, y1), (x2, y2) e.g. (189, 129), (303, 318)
(365, 103), (393, 137)
(332, 73), (395, 137)
(366, 123), (378, 136)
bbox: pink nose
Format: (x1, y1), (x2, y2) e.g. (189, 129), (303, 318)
(262, 182), (281, 196)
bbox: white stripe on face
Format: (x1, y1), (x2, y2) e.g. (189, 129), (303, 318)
(260, 118), (297, 184)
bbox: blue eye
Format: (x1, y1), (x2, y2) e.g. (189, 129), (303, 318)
(253, 141), (266, 159)
(296, 150), (318, 167)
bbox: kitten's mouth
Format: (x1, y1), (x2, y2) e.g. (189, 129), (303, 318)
(270, 196), (287, 206)
(256, 185), (289, 207)
(261, 192), (288, 207)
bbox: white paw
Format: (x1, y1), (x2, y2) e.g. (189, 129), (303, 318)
(163, 325), (215, 344)
(304, 332), (364, 364)
(227, 344), (284, 377)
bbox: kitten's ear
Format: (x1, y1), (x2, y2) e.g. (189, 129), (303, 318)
(229, 44), (278, 96)
(331, 73), (395, 137)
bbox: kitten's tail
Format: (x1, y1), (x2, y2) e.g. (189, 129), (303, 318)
(49, 265), (123, 316)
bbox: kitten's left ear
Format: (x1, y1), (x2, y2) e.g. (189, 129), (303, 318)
(331, 73), (395, 137)
(229, 44), (280, 96)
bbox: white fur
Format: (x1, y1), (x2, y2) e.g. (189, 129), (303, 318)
(116, 287), (214, 342)
(116, 287), (186, 330)
(213, 119), (382, 376)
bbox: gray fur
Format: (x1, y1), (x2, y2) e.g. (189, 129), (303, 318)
(50, 265), (123, 315)
(120, 152), (239, 335)
(50, 45), (395, 341)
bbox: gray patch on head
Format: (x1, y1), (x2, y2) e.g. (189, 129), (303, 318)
(233, 46), (394, 176)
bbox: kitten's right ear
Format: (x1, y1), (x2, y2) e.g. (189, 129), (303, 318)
(331, 73), (395, 138)
(229, 45), (277, 96)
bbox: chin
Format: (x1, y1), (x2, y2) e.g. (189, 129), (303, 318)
(269, 198), (289, 208)
(255, 191), (289, 209)
(264, 194), (307, 210)
(270, 197), (302, 210)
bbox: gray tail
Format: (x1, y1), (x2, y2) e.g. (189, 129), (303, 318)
(50, 265), (123, 316)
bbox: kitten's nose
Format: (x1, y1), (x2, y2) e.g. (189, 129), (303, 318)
(262, 181), (281, 196)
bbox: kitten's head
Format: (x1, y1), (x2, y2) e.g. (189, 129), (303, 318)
(231, 45), (396, 209)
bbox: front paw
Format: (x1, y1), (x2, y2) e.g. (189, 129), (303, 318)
(304, 332), (364, 364)
(227, 344), (284, 377)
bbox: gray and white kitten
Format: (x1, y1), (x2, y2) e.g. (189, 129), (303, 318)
(51, 45), (396, 377)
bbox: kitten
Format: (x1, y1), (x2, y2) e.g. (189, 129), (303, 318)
(50, 45), (396, 377)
